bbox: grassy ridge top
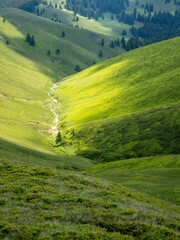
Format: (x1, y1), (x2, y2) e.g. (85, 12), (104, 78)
(0, 158), (180, 239)
(57, 37), (180, 125)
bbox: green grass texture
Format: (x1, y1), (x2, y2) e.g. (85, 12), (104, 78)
(0, 157), (180, 239)
(55, 37), (180, 161)
(88, 154), (180, 205)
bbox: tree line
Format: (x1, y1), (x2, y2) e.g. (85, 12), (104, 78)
(65, 0), (129, 19)
(131, 10), (180, 44)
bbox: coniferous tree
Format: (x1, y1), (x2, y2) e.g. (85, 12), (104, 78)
(101, 38), (105, 46)
(26, 33), (36, 46)
(47, 49), (51, 55)
(98, 50), (103, 57)
(110, 41), (115, 48)
(61, 31), (66, 37)
(30, 35), (35, 46)
(55, 131), (62, 145)
(75, 65), (81, 72)
(121, 36), (126, 49)
(122, 29), (127, 36)
(56, 48), (61, 54)
(26, 33), (31, 43)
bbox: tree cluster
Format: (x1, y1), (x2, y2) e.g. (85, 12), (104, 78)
(121, 37), (143, 51)
(131, 10), (180, 44)
(26, 33), (36, 46)
(19, 0), (42, 13)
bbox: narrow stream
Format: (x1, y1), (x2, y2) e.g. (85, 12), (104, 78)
(47, 83), (59, 135)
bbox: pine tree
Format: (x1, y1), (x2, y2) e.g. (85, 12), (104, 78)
(121, 37), (126, 49)
(122, 29), (127, 36)
(61, 31), (66, 37)
(30, 35), (35, 46)
(55, 131), (62, 145)
(101, 38), (105, 46)
(26, 33), (31, 43)
(75, 65), (81, 72)
(110, 41), (115, 48)
(98, 50), (103, 57)
(56, 49), (61, 54)
(47, 49), (51, 55)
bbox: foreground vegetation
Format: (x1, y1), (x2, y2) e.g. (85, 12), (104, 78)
(88, 154), (180, 205)
(55, 37), (180, 161)
(0, 157), (180, 239)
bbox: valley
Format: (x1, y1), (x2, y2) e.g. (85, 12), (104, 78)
(0, 1), (180, 239)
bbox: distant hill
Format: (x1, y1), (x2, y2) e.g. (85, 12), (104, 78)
(0, 8), (123, 79)
(55, 37), (180, 162)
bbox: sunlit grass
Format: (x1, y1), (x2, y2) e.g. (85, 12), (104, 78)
(55, 37), (180, 164)
(56, 37), (180, 125)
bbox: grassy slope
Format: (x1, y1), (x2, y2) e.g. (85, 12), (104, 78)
(0, 15), (53, 153)
(0, 10), (94, 168)
(55, 37), (180, 161)
(88, 155), (180, 205)
(0, 8), (123, 159)
(39, 4), (131, 37)
(0, 157), (180, 239)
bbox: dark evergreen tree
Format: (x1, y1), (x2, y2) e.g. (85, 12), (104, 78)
(26, 33), (31, 43)
(56, 48), (61, 54)
(75, 65), (81, 72)
(30, 35), (35, 46)
(55, 131), (62, 145)
(122, 29), (127, 36)
(47, 49), (51, 55)
(61, 31), (66, 37)
(98, 50), (103, 57)
(121, 37), (126, 49)
(110, 41), (115, 48)
(101, 38), (105, 46)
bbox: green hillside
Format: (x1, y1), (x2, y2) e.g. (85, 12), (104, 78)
(0, 157), (180, 239)
(55, 37), (180, 161)
(88, 154), (180, 204)
(0, 8), (123, 156)
(38, 3), (131, 37)
(0, 8), (122, 79)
